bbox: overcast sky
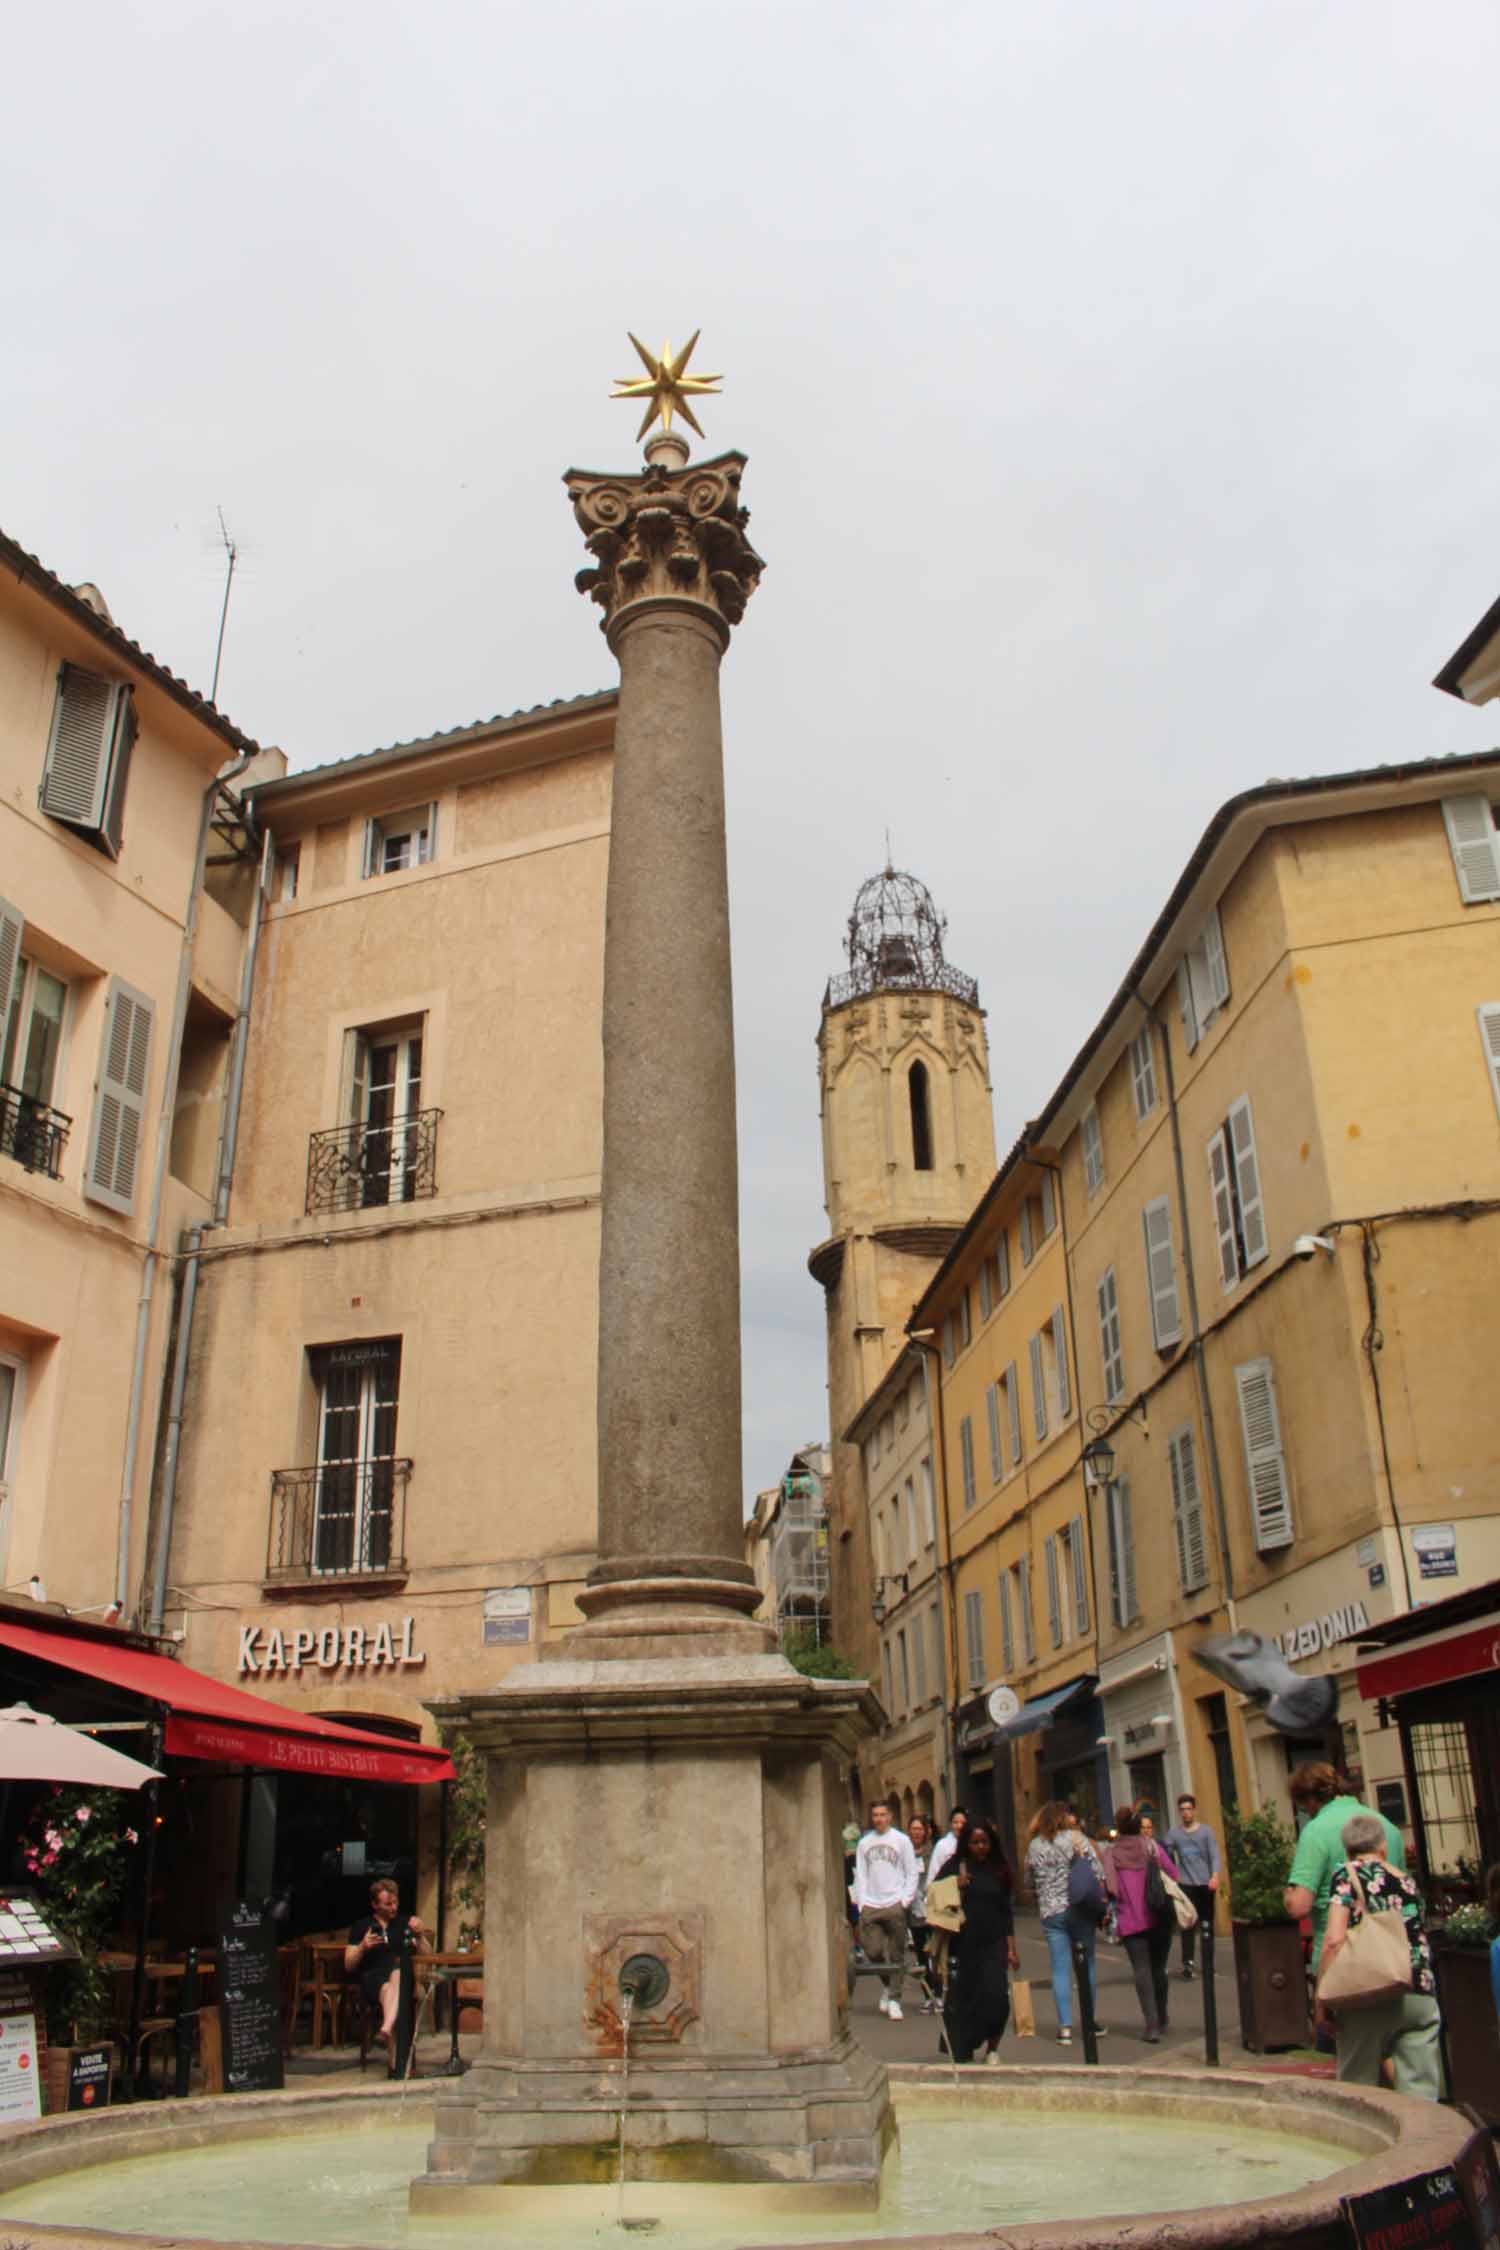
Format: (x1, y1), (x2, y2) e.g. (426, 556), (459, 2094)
(6, 1), (1499, 1509)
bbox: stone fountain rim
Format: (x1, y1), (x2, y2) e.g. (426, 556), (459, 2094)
(0, 2063), (1473, 2250)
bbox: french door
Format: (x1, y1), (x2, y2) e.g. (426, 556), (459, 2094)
(313, 1343), (400, 1574)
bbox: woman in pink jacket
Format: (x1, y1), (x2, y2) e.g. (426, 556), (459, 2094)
(1103, 1804), (1183, 2043)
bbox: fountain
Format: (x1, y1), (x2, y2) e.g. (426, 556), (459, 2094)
(0, 342), (1482, 2249)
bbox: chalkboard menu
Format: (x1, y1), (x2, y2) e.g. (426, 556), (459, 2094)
(1342, 2164), (1481, 2248)
(218, 1902), (283, 2093)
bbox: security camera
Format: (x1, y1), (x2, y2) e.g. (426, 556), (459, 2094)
(1293, 1234), (1336, 1261)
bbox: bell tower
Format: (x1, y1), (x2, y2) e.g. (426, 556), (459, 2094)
(808, 866), (996, 1676)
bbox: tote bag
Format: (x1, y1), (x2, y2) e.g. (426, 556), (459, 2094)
(1315, 1864), (1413, 2011)
(1160, 1868), (1198, 1932)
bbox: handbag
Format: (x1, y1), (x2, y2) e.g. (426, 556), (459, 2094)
(1160, 1869), (1198, 1932)
(1143, 1842), (1169, 1922)
(1316, 1863), (1413, 2012)
(925, 1874), (963, 1933)
(1066, 1846), (1108, 1925)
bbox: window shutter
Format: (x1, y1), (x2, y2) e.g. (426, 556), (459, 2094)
(1167, 1425), (1208, 1592)
(40, 666), (118, 830)
(1227, 1095), (1267, 1268)
(999, 1571), (1014, 1672)
(1029, 1332), (1048, 1441)
(913, 1614), (927, 1702)
(1236, 1357), (1293, 1551)
(1044, 1535), (1062, 1646)
(942, 1312), (956, 1368)
(99, 693), (138, 857)
(1082, 1106), (1104, 1195)
(1130, 1027), (1157, 1119)
(1069, 1513), (1089, 1635)
(1441, 795), (1500, 905)
(978, 1260), (992, 1320)
(986, 1384), (1003, 1482)
(1019, 1200), (1033, 1264)
(1005, 1361), (1022, 1463)
(959, 1416), (976, 1510)
(996, 1231), (1010, 1294)
(1478, 1005), (1500, 1122)
(1040, 1172), (1057, 1234)
(1052, 1305), (1071, 1419)
(1202, 907), (1230, 1008)
(964, 1589), (985, 1686)
(882, 1643), (894, 1710)
(1018, 1555), (1035, 1660)
(85, 977), (155, 1214)
(0, 896), (24, 1039)
(1176, 959), (1200, 1052)
(959, 1287), (972, 1349)
(362, 819), (380, 879)
(1105, 1479), (1122, 1624)
(1142, 1197), (1183, 1348)
(1208, 1129), (1239, 1290)
(1117, 1479), (1137, 1623)
(1098, 1267), (1123, 1402)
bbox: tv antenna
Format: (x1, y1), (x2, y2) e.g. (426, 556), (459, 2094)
(210, 506), (238, 706)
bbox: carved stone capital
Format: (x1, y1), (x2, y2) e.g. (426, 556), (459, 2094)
(564, 445), (764, 650)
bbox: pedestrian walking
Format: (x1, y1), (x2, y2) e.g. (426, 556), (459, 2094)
(1024, 1801), (1104, 2047)
(1282, 1763), (1405, 1978)
(1163, 1793), (1222, 1979)
(944, 1817), (1019, 2064)
(852, 1799), (919, 2021)
(928, 1805), (968, 1885)
(1103, 1804), (1183, 2043)
(1315, 1813), (1442, 2100)
(906, 1814), (942, 2012)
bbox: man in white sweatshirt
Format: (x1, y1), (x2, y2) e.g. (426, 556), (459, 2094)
(852, 1799), (919, 2020)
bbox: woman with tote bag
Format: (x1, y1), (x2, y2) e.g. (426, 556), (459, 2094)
(1315, 1813), (1442, 2100)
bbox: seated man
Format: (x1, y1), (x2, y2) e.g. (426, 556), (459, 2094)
(343, 1877), (428, 2063)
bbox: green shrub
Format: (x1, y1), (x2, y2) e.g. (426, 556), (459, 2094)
(1224, 1804), (1297, 1925)
(780, 1627), (860, 1680)
(1437, 1901), (1492, 1949)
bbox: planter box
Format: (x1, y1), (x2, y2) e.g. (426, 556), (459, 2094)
(1233, 1919), (1311, 2052)
(1433, 1943), (1500, 2124)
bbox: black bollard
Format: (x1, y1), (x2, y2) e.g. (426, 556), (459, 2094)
(1071, 1939), (1098, 2066)
(1201, 1922), (1219, 2067)
(392, 1926), (416, 2079)
(173, 1946), (200, 2100)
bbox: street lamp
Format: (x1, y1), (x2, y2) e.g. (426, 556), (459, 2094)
(871, 1572), (908, 1625)
(1081, 1435), (1116, 1489)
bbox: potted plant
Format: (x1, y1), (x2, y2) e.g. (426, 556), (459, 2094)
(1432, 1901), (1500, 2123)
(22, 1786), (140, 2110)
(1225, 1805), (1310, 2052)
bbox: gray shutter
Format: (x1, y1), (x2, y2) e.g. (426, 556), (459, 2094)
(1069, 1513), (1089, 1635)
(1479, 1005), (1500, 1122)
(1142, 1197), (1183, 1347)
(964, 1589), (985, 1686)
(1208, 1128), (1240, 1289)
(1227, 1096), (1267, 1268)
(1105, 1479), (1122, 1625)
(999, 1571), (1014, 1672)
(0, 896), (24, 1044)
(1202, 907), (1230, 1008)
(1098, 1266), (1123, 1402)
(996, 1230), (1010, 1294)
(1168, 1425), (1208, 1593)
(85, 977), (155, 1213)
(1019, 1199), (1033, 1264)
(99, 692), (138, 857)
(1117, 1479), (1137, 1623)
(1018, 1555), (1035, 1660)
(40, 666), (117, 829)
(959, 1416), (976, 1510)
(1029, 1332), (1048, 1441)
(1040, 1172), (1057, 1233)
(1441, 795), (1500, 904)
(1236, 1357), (1293, 1551)
(986, 1384), (1003, 1482)
(1044, 1535), (1062, 1646)
(1177, 959), (1200, 1052)
(1130, 1028), (1156, 1119)
(978, 1259), (991, 1320)
(1082, 1105), (1104, 1194)
(1052, 1305), (1071, 1419)
(1005, 1361), (1023, 1463)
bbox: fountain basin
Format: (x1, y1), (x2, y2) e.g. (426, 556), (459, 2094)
(0, 2064), (1472, 2249)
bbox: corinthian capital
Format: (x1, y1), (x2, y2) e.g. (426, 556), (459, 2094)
(564, 442), (764, 649)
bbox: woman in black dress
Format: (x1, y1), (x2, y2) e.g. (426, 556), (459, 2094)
(343, 1877), (428, 2064)
(944, 1818), (1019, 2063)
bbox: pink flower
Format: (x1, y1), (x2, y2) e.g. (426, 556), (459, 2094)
(44, 1829), (62, 1852)
(125, 1830), (138, 1847)
(74, 1807), (91, 1826)
(42, 1851), (57, 1867)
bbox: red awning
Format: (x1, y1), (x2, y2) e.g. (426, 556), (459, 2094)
(1355, 1617), (1500, 1704)
(0, 1622), (454, 1786)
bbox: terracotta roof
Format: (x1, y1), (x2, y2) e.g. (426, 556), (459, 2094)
(0, 524), (264, 758)
(248, 688), (618, 798)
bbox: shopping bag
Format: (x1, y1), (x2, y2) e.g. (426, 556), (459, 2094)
(1011, 1976), (1036, 2037)
(1316, 1865), (1412, 2012)
(1161, 1871), (1198, 1931)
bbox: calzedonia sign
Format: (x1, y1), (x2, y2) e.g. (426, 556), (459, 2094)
(1280, 1599), (1370, 1660)
(238, 1616), (425, 1677)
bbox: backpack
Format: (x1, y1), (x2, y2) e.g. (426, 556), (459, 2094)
(1066, 1845), (1108, 1925)
(1316, 1863), (1413, 2011)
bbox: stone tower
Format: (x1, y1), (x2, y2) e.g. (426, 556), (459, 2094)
(808, 866), (996, 1687)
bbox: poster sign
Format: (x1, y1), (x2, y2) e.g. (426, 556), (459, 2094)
(1341, 2165), (1479, 2247)
(218, 1901), (284, 2094)
(1413, 1524), (1458, 1581)
(0, 2012), (41, 2126)
(67, 2046), (111, 2110)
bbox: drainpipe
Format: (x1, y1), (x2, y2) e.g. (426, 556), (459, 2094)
(909, 1336), (961, 1809)
(116, 752), (254, 1615)
(145, 823), (271, 1636)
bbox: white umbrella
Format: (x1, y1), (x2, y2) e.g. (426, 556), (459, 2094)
(0, 1703), (161, 1789)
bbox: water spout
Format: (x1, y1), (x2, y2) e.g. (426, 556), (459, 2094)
(614, 1958), (668, 2232)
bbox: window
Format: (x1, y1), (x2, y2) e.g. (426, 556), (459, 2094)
(1051, 1305), (1071, 1420)
(1441, 795), (1500, 905)
(1081, 1106), (1105, 1197)
(0, 912), (69, 1177)
(897, 1627), (911, 1708)
(1040, 1171), (1057, 1235)
(1031, 1314), (1069, 1437)
(39, 665), (137, 857)
(999, 1570), (1014, 1672)
(929, 1602), (944, 1694)
(0, 1353), (21, 1516)
(1106, 1477), (1138, 1627)
(84, 977), (155, 1214)
(919, 1455), (936, 1544)
(1003, 1361), (1022, 1465)
(1097, 1267), (1124, 1403)
(986, 1383), (1003, 1482)
(958, 1288), (972, 1351)
(903, 1477), (919, 1561)
(1142, 1196), (1183, 1350)
(963, 1588), (985, 1688)
(1167, 1423), (1209, 1594)
(1235, 1357), (1293, 1551)
(1066, 1512), (1090, 1637)
(1478, 1006), (1500, 1121)
(1208, 1095), (1268, 1289)
(909, 1060), (933, 1171)
(1019, 1198), (1034, 1265)
(959, 1415), (976, 1510)
(1028, 1332), (1048, 1443)
(315, 1020), (435, 1213)
(912, 1615), (928, 1703)
(942, 1311), (957, 1369)
(978, 1259), (991, 1321)
(1044, 1535), (1063, 1647)
(1176, 906), (1231, 1052)
(896, 1384), (909, 1432)
(311, 1339), (401, 1574)
(1017, 1556), (1035, 1662)
(882, 1642), (895, 1712)
(277, 843), (301, 902)
(880, 1411), (895, 1454)
(1129, 1027), (1158, 1120)
(364, 804), (434, 877)
(994, 1231), (1010, 1297)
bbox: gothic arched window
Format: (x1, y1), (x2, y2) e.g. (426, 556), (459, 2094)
(909, 1061), (933, 1171)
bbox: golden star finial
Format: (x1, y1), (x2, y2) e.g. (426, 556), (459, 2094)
(611, 330), (723, 443)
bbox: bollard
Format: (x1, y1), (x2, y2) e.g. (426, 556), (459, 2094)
(393, 1926), (416, 2079)
(1071, 1939), (1098, 2066)
(1201, 1922), (1219, 2067)
(173, 1946), (200, 2100)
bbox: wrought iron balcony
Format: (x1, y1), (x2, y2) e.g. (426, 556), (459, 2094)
(822, 963), (979, 1010)
(0, 1082), (70, 1180)
(305, 1108), (442, 1217)
(267, 1459), (412, 1583)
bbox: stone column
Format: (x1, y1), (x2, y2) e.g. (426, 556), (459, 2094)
(563, 434), (767, 1650)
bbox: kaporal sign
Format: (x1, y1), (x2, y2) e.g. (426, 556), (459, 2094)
(1280, 1600), (1370, 1661)
(238, 1617), (426, 1677)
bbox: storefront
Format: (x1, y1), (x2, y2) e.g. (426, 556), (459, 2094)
(1098, 1637), (1185, 1825)
(981, 1673), (1108, 1860)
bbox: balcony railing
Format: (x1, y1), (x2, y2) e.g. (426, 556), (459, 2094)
(822, 963), (979, 1010)
(305, 1109), (442, 1217)
(267, 1459), (412, 1583)
(0, 1082), (71, 1180)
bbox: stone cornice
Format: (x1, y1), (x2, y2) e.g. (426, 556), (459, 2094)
(564, 446), (764, 649)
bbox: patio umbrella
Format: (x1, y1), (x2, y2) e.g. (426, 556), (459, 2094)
(0, 1703), (161, 1788)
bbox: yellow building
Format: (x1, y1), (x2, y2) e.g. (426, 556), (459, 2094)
(912, 748), (1500, 1880)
